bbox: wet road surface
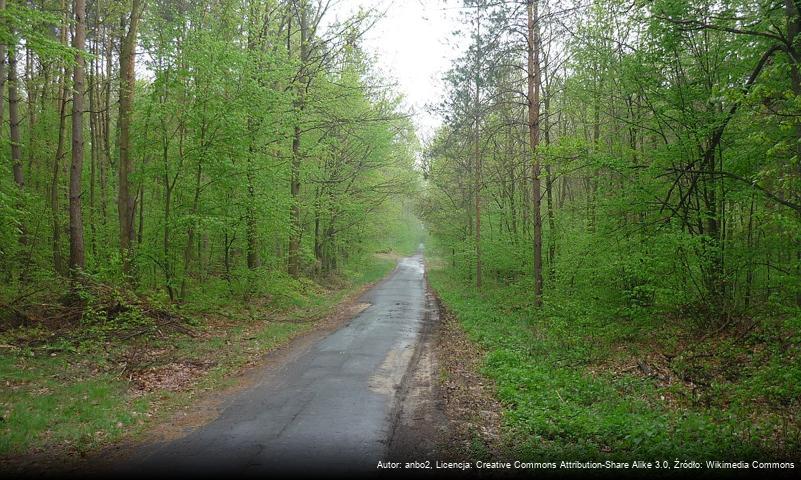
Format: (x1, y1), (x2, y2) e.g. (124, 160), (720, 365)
(122, 254), (431, 477)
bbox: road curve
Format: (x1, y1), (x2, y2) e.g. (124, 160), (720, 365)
(123, 253), (430, 477)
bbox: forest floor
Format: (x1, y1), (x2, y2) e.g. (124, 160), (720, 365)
(426, 260), (801, 465)
(0, 255), (399, 471)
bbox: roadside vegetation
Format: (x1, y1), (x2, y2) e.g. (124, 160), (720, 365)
(0, 246), (421, 459)
(430, 264), (800, 459)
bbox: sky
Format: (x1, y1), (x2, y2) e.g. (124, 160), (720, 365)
(328, 0), (465, 139)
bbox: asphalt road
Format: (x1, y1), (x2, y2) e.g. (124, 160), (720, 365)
(122, 253), (430, 477)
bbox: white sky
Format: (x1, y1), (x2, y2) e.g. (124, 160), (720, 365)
(329, 0), (465, 139)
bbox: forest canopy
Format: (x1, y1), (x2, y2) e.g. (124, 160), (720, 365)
(416, 0), (801, 459)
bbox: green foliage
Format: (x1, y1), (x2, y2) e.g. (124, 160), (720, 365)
(0, 0), (427, 460)
(420, 0), (801, 329)
(0, 246), (398, 456)
(0, 1), (75, 61)
(0, 0), (422, 298)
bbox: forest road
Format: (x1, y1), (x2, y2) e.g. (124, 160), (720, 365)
(116, 252), (440, 478)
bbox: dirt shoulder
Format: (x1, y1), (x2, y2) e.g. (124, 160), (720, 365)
(387, 279), (505, 464)
(387, 284), (446, 460)
(434, 294), (505, 461)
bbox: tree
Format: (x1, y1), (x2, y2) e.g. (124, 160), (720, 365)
(288, 0), (310, 278)
(0, 0), (415, 307)
(118, 0), (144, 276)
(421, 0), (801, 324)
(68, 0), (86, 273)
(527, 0), (543, 305)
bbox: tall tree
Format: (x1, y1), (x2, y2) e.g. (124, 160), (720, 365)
(288, 0), (309, 277)
(69, 0), (87, 272)
(527, 0), (543, 306)
(118, 0), (144, 275)
(0, 0), (6, 140)
(8, 40), (22, 189)
(51, 0), (70, 276)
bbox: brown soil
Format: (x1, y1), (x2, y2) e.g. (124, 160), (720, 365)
(435, 296), (505, 461)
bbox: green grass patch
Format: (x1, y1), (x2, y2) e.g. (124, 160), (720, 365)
(0, 353), (148, 455)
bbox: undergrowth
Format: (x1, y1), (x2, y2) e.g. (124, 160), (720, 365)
(428, 264), (801, 461)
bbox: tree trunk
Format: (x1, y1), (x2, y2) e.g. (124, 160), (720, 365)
(180, 159), (203, 301)
(545, 172), (555, 281)
(9, 44), (23, 189)
(527, 0), (543, 306)
(162, 135), (175, 301)
(52, 64), (69, 276)
(245, 6), (262, 271)
(288, 2), (308, 277)
(474, 3), (482, 289)
(24, 44), (36, 187)
(50, 0), (69, 275)
(289, 124), (302, 276)
(246, 149), (260, 269)
(786, 0), (801, 306)
(69, 0), (87, 273)
(118, 0), (143, 275)
(313, 187), (323, 274)
(543, 80), (556, 282)
(0, 0), (5, 132)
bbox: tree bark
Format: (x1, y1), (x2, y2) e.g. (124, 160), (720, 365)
(245, 5), (262, 270)
(9, 44), (23, 189)
(50, 0), (69, 276)
(118, 0), (143, 275)
(24, 44), (35, 187)
(527, 0), (543, 305)
(474, 3), (482, 288)
(288, 2), (308, 277)
(69, 0), (87, 273)
(0, 0), (5, 131)
(542, 63), (556, 282)
(52, 65), (69, 275)
(180, 159), (203, 301)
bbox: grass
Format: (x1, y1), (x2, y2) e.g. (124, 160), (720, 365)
(0, 253), (400, 459)
(0, 354), (148, 456)
(427, 263), (801, 461)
